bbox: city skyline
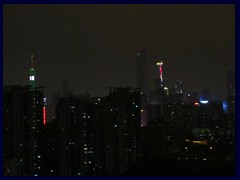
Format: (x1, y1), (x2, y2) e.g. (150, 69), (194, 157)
(3, 4), (235, 102)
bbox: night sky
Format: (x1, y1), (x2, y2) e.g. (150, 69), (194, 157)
(3, 4), (235, 103)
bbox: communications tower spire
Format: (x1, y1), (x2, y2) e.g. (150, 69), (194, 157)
(156, 61), (163, 88)
(29, 54), (36, 91)
(31, 54), (34, 68)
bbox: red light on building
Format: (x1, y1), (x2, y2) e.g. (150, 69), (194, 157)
(43, 107), (46, 125)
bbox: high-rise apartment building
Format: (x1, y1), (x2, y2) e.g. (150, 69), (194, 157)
(3, 85), (44, 176)
(57, 95), (94, 176)
(102, 87), (142, 175)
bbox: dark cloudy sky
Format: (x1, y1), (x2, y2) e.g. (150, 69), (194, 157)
(3, 4), (235, 102)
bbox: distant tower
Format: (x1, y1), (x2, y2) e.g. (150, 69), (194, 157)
(155, 61), (163, 89)
(136, 48), (148, 95)
(29, 54), (36, 91)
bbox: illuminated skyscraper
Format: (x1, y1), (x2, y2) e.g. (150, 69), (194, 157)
(136, 48), (148, 95)
(29, 55), (36, 91)
(155, 61), (164, 89)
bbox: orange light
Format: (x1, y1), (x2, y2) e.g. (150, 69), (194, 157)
(194, 102), (199, 106)
(192, 140), (208, 145)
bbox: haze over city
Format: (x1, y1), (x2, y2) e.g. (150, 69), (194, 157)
(4, 4), (235, 101)
(3, 4), (235, 176)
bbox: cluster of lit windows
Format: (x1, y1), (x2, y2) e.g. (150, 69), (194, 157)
(29, 76), (35, 81)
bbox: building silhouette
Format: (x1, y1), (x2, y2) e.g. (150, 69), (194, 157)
(136, 48), (148, 95)
(55, 87), (142, 175)
(3, 85), (44, 176)
(56, 94), (94, 176)
(227, 70), (235, 138)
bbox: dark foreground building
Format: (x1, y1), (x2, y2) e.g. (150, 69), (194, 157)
(3, 85), (44, 176)
(54, 87), (142, 176)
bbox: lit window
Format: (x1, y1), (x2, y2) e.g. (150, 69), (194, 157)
(29, 76), (35, 81)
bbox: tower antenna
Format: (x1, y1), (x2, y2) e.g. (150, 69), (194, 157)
(30, 54), (34, 68)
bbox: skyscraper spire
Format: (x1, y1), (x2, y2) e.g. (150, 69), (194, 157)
(156, 61), (163, 88)
(29, 54), (36, 91)
(31, 54), (34, 68)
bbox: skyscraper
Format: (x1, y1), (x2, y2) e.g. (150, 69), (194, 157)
(3, 85), (44, 176)
(103, 87), (142, 175)
(57, 95), (95, 176)
(136, 49), (149, 126)
(3, 54), (45, 176)
(150, 61), (166, 106)
(155, 61), (164, 89)
(136, 48), (148, 95)
(29, 55), (36, 91)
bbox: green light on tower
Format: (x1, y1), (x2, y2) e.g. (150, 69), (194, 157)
(29, 54), (36, 91)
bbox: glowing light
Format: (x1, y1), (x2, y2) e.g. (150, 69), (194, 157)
(141, 109), (144, 112)
(200, 100), (209, 104)
(222, 101), (228, 113)
(29, 76), (35, 81)
(194, 102), (199, 106)
(192, 140), (208, 145)
(43, 107), (46, 126)
(156, 61), (163, 66)
(185, 139), (208, 145)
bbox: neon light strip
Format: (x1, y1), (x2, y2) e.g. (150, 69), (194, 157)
(43, 107), (46, 125)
